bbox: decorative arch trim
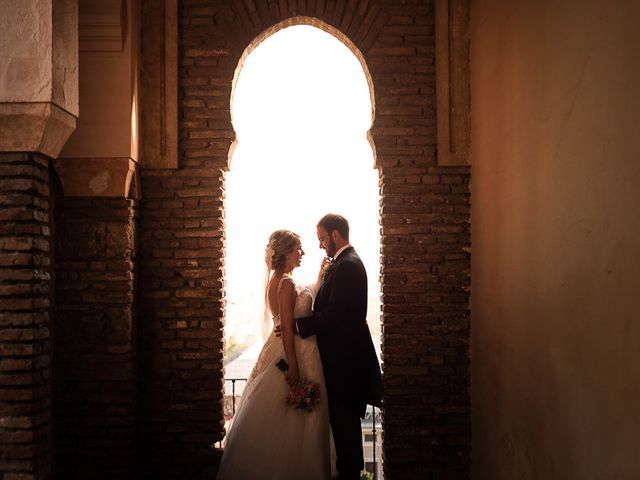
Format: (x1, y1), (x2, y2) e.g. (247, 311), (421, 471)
(228, 16), (378, 170)
(212, 1), (390, 58)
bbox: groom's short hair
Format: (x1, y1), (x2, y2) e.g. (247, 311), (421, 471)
(318, 214), (349, 241)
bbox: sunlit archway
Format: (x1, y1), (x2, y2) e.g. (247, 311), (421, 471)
(224, 23), (381, 366)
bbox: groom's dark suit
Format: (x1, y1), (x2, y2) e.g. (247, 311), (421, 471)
(297, 246), (382, 478)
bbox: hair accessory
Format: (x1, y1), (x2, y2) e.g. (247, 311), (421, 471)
(265, 243), (275, 268)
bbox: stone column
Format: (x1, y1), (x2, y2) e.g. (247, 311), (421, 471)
(0, 1), (78, 478)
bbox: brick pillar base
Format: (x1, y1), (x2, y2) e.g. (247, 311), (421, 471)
(0, 152), (53, 480)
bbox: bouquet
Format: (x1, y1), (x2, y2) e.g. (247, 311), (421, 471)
(275, 359), (320, 412)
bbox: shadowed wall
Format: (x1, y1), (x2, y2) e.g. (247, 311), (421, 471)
(471, 0), (640, 478)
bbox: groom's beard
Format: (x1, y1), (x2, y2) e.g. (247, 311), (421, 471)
(326, 238), (337, 258)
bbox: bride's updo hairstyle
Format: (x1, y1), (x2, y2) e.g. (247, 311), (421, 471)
(265, 230), (301, 271)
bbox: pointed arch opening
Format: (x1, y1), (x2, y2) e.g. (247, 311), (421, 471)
(221, 18), (382, 476)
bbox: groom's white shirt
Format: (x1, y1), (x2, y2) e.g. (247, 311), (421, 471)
(333, 243), (352, 261)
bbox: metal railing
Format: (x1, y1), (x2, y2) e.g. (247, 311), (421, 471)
(222, 378), (382, 479)
(226, 378), (244, 417)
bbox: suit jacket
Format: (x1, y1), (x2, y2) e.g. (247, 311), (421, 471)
(297, 246), (382, 418)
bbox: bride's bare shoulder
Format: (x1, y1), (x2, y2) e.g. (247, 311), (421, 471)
(267, 275), (295, 301)
(278, 275), (296, 294)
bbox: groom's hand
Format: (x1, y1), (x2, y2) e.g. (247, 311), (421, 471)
(317, 256), (332, 284)
(321, 257), (332, 271)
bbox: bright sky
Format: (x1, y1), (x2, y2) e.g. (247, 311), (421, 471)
(225, 25), (381, 346)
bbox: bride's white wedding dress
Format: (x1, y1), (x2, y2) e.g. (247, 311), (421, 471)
(216, 277), (332, 480)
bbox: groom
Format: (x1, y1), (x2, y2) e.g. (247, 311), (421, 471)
(298, 214), (383, 480)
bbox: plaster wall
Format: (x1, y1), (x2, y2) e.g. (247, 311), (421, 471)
(60, 0), (138, 160)
(0, 0), (53, 103)
(471, 1), (640, 478)
(0, 0), (78, 115)
(52, 0), (79, 115)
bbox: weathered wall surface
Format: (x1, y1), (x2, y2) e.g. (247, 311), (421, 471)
(0, 0), (78, 157)
(471, 0), (640, 478)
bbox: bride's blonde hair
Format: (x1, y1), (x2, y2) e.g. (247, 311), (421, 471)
(266, 230), (301, 271)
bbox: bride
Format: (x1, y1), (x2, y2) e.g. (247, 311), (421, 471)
(216, 229), (333, 480)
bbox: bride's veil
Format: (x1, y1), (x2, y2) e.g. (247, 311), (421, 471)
(259, 244), (274, 343)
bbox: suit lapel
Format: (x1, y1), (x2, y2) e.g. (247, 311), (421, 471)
(315, 269), (332, 311)
(314, 247), (355, 312)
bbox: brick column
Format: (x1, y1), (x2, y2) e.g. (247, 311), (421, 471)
(53, 197), (137, 479)
(378, 165), (471, 479)
(0, 153), (53, 479)
(0, 1), (78, 477)
(136, 3), (229, 476)
(137, 168), (226, 479)
(370, 3), (472, 478)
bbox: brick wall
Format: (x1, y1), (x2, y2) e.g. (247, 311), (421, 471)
(53, 197), (137, 479)
(367, 6), (471, 479)
(136, 1), (471, 479)
(371, 6), (471, 478)
(0, 153), (53, 479)
(379, 165), (471, 480)
(137, 169), (226, 478)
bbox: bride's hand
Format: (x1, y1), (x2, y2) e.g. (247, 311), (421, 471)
(285, 364), (300, 387)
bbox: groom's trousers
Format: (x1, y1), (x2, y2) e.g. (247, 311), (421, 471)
(328, 395), (364, 479)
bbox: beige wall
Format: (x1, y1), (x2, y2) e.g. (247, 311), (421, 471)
(0, 0), (54, 103)
(60, 0), (139, 160)
(470, 1), (640, 478)
(0, 0), (78, 157)
(0, 0), (78, 114)
(56, 0), (139, 198)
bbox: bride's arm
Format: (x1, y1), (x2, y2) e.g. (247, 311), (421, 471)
(306, 257), (331, 299)
(278, 278), (299, 386)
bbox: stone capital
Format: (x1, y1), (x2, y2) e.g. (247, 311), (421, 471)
(0, 102), (77, 158)
(0, 0), (79, 158)
(53, 157), (140, 199)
